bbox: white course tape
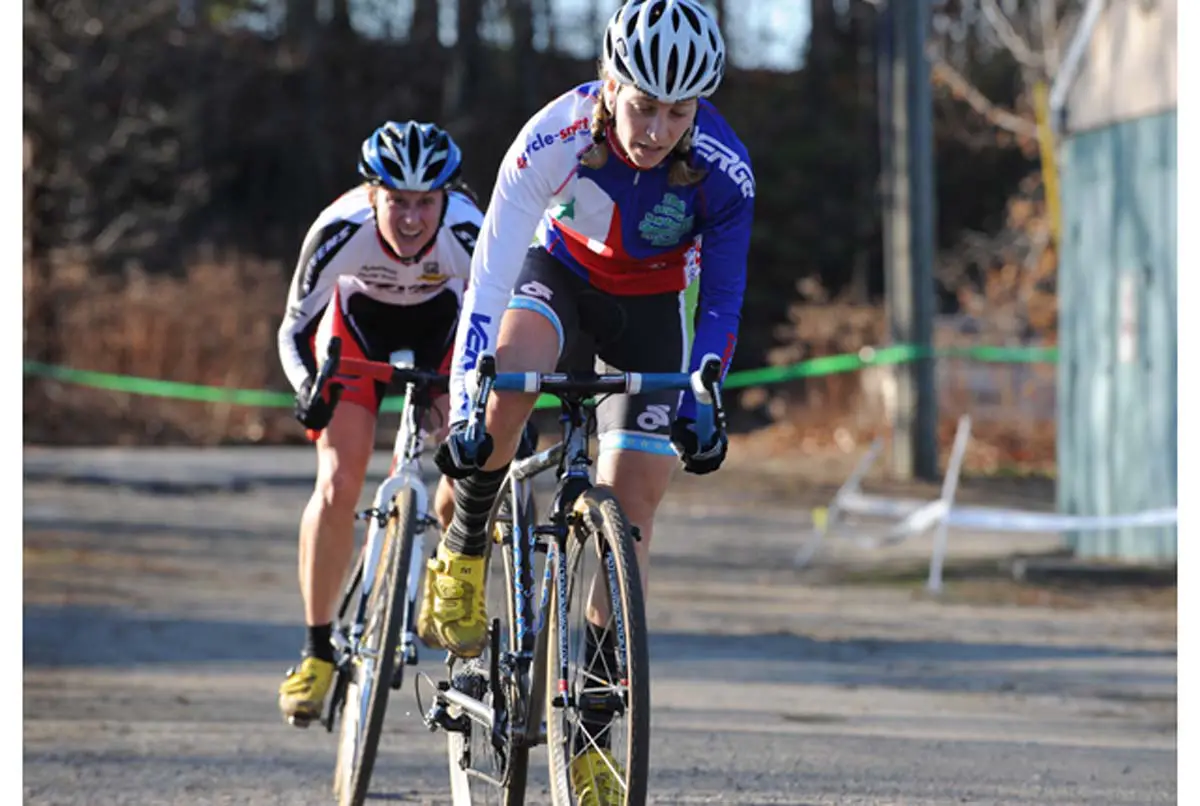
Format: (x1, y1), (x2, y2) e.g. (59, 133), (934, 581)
(837, 491), (1178, 533)
(943, 505), (1177, 532)
(795, 415), (1177, 594)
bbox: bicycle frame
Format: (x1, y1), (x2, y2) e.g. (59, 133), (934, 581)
(429, 394), (592, 756)
(329, 349), (444, 697)
(430, 355), (727, 752)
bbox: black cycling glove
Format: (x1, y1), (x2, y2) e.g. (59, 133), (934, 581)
(294, 375), (343, 432)
(434, 421), (495, 480)
(669, 416), (728, 475)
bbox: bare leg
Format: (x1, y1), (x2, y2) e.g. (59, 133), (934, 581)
(586, 451), (675, 623)
(299, 402), (376, 626)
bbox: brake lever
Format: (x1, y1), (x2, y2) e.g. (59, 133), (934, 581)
(689, 353), (727, 447)
(306, 336), (343, 409)
(464, 354), (497, 445)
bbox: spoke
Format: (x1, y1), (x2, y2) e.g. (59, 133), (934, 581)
(567, 729), (628, 794)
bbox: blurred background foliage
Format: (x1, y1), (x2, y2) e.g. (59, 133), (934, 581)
(24, 0), (1068, 468)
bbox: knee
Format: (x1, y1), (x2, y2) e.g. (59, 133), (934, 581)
(605, 480), (665, 531)
(434, 477), (456, 530)
(314, 467), (364, 515)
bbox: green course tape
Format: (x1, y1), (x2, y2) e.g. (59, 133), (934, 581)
(23, 360), (296, 407)
(24, 343), (1058, 412)
(938, 345), (1058, 363)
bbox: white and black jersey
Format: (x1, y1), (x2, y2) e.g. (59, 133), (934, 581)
(276, 185), (482, 391)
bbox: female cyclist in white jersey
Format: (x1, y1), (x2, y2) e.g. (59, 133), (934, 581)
(275, 120), (482, 726)
(421, 2), (754, 800)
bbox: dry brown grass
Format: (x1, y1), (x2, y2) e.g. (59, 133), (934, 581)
(24, 250), (298, 445)
(24, 254), (1058, 472)
(736, 293), (1056, 476)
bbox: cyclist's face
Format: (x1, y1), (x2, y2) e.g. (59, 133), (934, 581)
(373, 187), (445, 258)
(607, 82), (698, 169)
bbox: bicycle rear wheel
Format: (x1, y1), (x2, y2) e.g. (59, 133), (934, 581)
(333, 486), (418, 806)
(545, 487), (649, 806)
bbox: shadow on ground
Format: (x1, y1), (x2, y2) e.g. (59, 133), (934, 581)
(649, 629), (1175, 697)
(23, 602), (1176, 706)
(24, 605), (303, 668)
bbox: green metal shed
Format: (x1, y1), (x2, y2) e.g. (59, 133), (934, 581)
(1054, 0), (1177, 561)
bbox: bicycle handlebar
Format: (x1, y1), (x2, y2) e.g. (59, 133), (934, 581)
(304, 336), (450, 418)
(337, 356), (450, 393)
(464, 352), (728, 447)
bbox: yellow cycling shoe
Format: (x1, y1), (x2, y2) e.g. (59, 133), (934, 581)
(416, 542), (488, 658)
(278, 655), (334, 728)
(415, 550), (442, 650)
(569, 748), (625, 806)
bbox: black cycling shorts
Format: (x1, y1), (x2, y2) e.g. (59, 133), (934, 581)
(506, 247), (687, 456)
(313, 276), (459, 414)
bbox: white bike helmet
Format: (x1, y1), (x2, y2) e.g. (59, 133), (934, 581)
(602, 0), (726, 103)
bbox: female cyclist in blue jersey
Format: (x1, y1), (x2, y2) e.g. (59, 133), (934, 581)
(426, 2), (753, 800)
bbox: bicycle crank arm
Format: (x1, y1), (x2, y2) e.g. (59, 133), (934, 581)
(437, 686), (494, 729)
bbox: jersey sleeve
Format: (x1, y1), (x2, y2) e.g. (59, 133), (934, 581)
(442, 191), (484, 281)
(447, 106), (569, 423)
(276, 217), (361, 392)
(678, 128), (756, 421)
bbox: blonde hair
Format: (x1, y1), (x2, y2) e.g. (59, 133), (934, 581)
(579, 68), (707, 188)
(366, 181), (474, 207)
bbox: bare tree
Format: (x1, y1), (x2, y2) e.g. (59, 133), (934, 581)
(534, 0), (555, 53)
(411, 0), (439, 47)
(930, 0), (1084, 136)
(505, 0), (538, 114)
(329, 0), (352, 36)
(711, 0), (729, 59)
(929, 0), (1082, 339)
(284, 0), (318, 42)
(443, 0), (485, 123)
(586, 0), (607, 60)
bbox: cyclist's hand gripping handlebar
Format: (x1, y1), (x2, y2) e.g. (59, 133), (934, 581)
(295, 336), (344, 436)
(434, 355), (496, 479)
(670, 353), (729, 475)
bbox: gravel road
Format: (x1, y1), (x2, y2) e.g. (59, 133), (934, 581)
(23, 446), (1176, 805)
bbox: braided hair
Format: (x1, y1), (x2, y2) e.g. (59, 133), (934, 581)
(579, 68), (707, 187)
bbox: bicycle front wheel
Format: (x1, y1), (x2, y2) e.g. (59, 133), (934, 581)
(545, 487), (650, 806)
(333, 486), (418, 806)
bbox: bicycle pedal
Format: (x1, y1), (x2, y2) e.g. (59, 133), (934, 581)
(287, 714), (314, 729)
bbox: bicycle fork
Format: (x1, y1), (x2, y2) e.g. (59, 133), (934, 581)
(324, 478), (431, 732)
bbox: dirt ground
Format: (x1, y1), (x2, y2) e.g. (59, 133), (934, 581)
(23, 445), (1176, 805)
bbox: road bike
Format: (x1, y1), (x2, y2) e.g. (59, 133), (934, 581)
(419, 352), (728, 806)
(299, 336), (446, 806)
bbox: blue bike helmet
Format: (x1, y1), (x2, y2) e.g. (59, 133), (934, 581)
(357, 121), (463, 191)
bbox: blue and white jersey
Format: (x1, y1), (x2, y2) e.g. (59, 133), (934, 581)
(448, 80), (755, 422)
